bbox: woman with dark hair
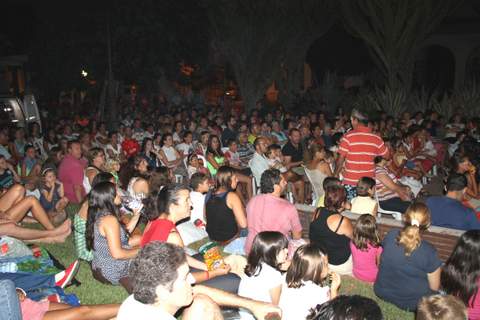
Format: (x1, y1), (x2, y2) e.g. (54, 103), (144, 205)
(374, 156), (411, 213)
(450, 153), (479, 201)
(206, 134), (226, 177)
(207, 134), (252, 202)
(141, 184), (237, 292)
(86, 181), (141, 293)
(140, 137), (158, 170)
(104, 131), (121, 161)
(158, 133), (185, 177)
(205, 166), (247, 244)
(83, 147), (106, 194)
(374, 202), (441, 311)
(74, 172), (115, 262)
(441, 230), (480, 319)
(309, 185), (353, 275)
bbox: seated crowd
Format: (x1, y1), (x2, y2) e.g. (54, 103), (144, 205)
(0, 105), (480, 319)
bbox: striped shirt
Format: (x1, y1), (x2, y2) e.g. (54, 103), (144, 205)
(338, 126), (388, 185)
(375, 166), (398, 201)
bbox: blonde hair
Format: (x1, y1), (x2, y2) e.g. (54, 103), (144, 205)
(417, 295), (467, 320)
(396, 202), (431, 256)
(105, 158), (120, 172)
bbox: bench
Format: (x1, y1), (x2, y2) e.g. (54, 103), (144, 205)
(295, 204), (464, 262)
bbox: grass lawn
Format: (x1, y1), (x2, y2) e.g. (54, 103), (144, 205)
(38, 205), (413, 319)
(41, 234), (413, 320)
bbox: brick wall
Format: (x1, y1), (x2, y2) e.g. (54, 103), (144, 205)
(296, 204), (463, 262)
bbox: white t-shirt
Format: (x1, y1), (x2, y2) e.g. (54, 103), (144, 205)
(190, 191), (206, 223)
(238, 263), (283, 320)
(176, 142), (194, 157)
(118, 295), (175, 320)
(279, 281), (330, 320)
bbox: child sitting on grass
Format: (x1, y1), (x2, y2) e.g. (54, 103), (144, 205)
(238, 231), (289, 320)
(349, 214), (383, 283)
(39, 168), (69, 225)
(350, 177), (378, 216)
(279, 244), (341, 320)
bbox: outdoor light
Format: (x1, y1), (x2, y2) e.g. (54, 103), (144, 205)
(81, 70), (88, 77)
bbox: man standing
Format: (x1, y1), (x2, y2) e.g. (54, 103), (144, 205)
(244, 169), (302, 254)
(118, 242), (281, 320)
(426, 173), (480, 230)
(335, 109), (388, 200)
(58, 140), (86, 204)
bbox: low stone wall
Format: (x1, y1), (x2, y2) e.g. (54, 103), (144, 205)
(295, 204), (464, 262)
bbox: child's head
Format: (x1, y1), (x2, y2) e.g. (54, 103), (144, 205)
(24, 144), (36, 159)
(322, 176), (341, 191)
(227, 139), (238, 153)
(286, 244), (328, 289)
(353, 214), (381, 250)
(105, 158), (120, 173)
(245, 231), (288, 277)
(42, 168), (57, 184)
(188, 153), (199, 167)
(266, 144), (282, 159)
(416, 294), (467, 320)
(190, 172), (209, 193)
(356, 177), (376, 197)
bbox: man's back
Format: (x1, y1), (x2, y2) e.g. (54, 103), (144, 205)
(426, 196), (480, 230)
(338, 126), (387, 185)
(245, 194), (302, 253)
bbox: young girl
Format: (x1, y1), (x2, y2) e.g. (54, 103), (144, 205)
(187, 153), (209, 179)
(279, 244), (341, 320)
(105, 158), (120, 186)
(350, 177), (378, 216)
(238, 231), (289, 320)
(40, 168), (69, 224)
(349, 214), (383, 283)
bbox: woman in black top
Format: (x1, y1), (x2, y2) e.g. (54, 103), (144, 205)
(309, 184), (353, 275)
(205, 166), (247, 243)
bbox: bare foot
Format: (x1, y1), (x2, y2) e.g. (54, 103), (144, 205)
(50, 228), (72, 243)
(52, 219), (71, 236)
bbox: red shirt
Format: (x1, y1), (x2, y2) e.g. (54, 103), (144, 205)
(338, 126), (388, 185)
(140, 219), (176, 247)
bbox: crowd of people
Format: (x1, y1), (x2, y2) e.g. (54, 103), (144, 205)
(0, 101), (480, 319)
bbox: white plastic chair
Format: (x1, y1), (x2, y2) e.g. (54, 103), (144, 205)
(302, 165), (322, 206)
(375, 193), (402, 221)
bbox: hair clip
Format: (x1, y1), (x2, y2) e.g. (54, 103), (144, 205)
(411, 219), (420, 227)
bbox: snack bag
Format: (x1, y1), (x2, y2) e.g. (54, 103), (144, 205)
(199, 242), (225, 271)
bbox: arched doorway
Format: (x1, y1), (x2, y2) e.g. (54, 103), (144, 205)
(415, 45), (455, 93)
(467, 46), (480, 82)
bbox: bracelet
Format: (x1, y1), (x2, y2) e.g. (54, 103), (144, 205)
(205, 271), (210, 280)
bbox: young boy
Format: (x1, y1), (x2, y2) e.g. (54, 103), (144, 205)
(176, 173), (209, 245)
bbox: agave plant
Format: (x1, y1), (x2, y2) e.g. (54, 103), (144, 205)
(453, 80), (480, 118)
(432, 93), (456, 120)
(369, 85), (409, 117)
(408, 87), (439, 113)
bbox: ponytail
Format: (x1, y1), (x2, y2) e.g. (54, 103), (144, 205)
(396, 202), (431, 256)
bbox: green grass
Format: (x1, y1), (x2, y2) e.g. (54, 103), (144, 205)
(37, 204), (413, 319)
(41, 234), (413, 319)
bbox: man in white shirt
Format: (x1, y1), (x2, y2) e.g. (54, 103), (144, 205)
(118, 242), (281, 320)
(249, 137), (270, 187)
